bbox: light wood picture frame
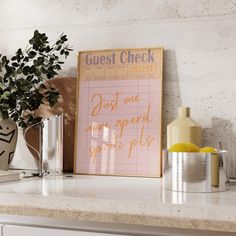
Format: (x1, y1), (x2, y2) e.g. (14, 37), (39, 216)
(74, 48), (163, 177)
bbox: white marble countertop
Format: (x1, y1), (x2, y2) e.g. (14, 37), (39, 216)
(0, 175), (235, 233)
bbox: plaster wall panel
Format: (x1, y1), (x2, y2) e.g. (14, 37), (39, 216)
(0, 0), (236, 176)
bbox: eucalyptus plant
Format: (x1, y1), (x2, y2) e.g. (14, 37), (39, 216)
(0, 30), (72, 128)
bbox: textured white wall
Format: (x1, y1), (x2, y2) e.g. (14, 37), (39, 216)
(1, 0), (236, 176)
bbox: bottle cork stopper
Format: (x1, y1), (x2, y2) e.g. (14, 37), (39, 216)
(178, 107), (190, 117)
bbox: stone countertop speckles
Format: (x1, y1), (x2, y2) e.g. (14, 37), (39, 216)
(0, 175), (235, 232)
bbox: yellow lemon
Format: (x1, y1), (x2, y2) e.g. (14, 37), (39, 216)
(184, 142), (200, 152)
(169, 143), (190, 152)
(199, 146), (217, 153)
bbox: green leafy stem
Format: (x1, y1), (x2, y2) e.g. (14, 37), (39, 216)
(0, 30), (73, 128)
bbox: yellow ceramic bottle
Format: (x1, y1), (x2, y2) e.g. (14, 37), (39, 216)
(167, 107), (202, 148)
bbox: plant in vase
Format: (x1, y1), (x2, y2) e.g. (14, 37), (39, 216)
(0, 30), (72, 170)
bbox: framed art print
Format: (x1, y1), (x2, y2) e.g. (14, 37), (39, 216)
(74, 48), (163, 177)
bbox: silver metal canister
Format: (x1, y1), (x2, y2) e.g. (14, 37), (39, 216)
(162, 150), (229, 192)
(40, 114), (63, 175)
(23, 114), (63, 176)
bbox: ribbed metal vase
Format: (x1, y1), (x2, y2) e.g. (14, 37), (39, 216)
(162, 150), (229, 193)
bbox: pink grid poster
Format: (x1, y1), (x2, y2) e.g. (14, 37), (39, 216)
(74, 48), (163, 177)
